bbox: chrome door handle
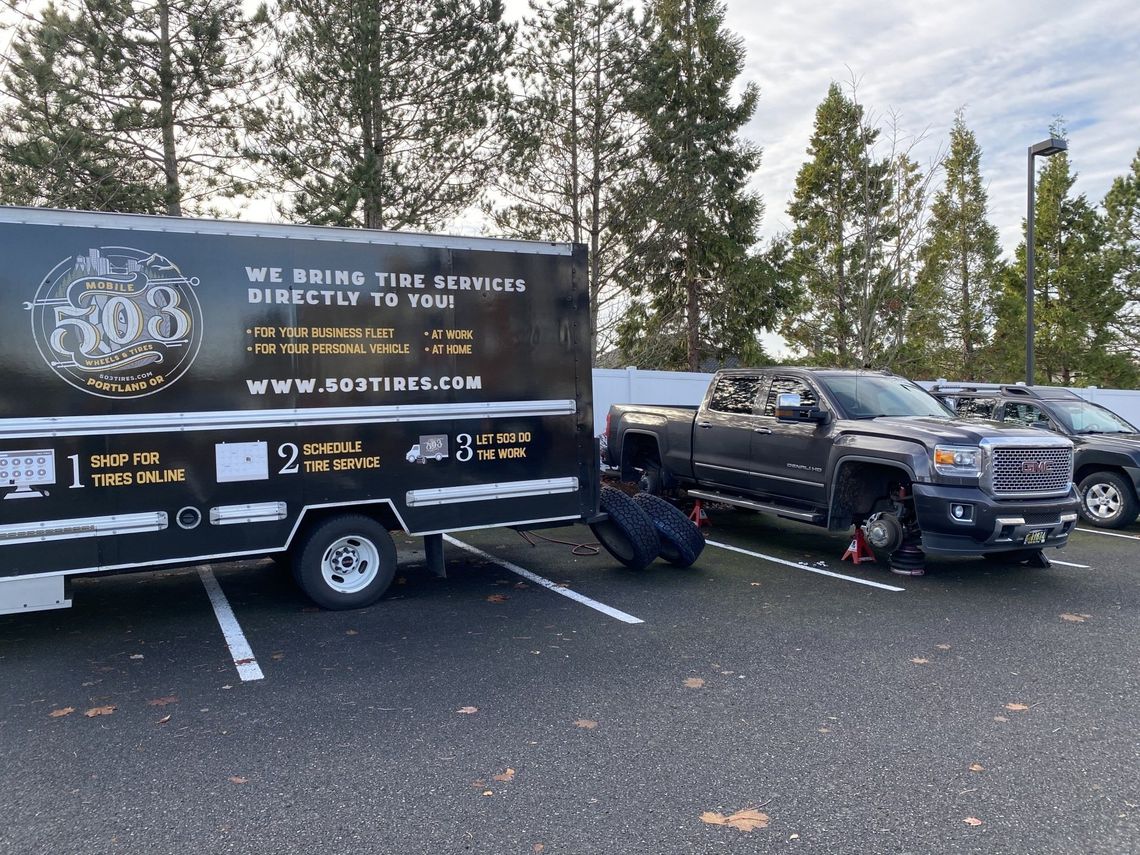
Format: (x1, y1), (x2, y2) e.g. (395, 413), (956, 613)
(698, 423), (713, 429)
(753, 427), (772, 434)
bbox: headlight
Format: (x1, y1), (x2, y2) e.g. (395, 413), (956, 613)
(933, 444), (981, 477)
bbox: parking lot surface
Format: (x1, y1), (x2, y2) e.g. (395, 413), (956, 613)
(2, 511), (1138, 854)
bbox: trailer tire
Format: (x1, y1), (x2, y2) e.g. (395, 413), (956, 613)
(293, 515), (397, 610)
(590, 486), (660, 571)
(631, 492), (704, 567)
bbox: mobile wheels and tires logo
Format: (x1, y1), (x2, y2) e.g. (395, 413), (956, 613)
(27, 246), (203, 398)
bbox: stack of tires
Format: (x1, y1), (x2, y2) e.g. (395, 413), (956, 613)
(589, 486), (706, 571)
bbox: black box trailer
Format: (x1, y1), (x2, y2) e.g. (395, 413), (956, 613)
(0, 207), (599, 613)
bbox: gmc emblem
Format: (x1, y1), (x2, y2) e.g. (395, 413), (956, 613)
(1022, 460), (1050, 475)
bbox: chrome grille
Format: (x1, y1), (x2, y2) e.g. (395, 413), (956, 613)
(991, 446), (1072, 496)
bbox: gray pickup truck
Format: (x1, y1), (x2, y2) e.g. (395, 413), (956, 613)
(604, 368), (1081, 572)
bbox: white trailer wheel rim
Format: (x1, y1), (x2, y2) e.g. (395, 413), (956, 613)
(1086, 483), (1122, 520)
(320, 535), (382, 594)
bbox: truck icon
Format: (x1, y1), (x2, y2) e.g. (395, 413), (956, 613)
(406, 434), (448, 463)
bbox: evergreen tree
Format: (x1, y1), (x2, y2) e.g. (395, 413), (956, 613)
(616, 0), (776, 371)
(917, 112), (1004, 380)
(262, 0), (514, 230)
(489, 0), (646, 364)
(781, 82), (893, 368)
(990, 130), (1133, 386)
(1, 0), (270, 216)
(1104, 147), (1140, 362)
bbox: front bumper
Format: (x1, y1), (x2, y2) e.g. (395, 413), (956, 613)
(911, 483), (1080, 555)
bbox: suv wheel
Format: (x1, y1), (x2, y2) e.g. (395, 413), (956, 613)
(1078, 471), (1139, 529)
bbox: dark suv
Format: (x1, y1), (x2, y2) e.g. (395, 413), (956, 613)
(931, 384), (1140, 529)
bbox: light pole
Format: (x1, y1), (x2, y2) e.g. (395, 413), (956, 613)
(1026, 136), (1067, 385)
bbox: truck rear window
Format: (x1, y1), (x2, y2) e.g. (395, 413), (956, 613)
(709, 376), (762, 414)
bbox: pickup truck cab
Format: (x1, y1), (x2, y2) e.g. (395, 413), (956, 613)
(606, 368), (1080, 572)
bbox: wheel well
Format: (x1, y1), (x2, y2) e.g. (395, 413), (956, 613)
(830, 461), (912, 529)
(620, 433), (662, 481)
(1074, 464), (1135, 495)
(289, 503), (403, 552)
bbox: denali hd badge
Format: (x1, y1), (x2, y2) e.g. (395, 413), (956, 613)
(28, 247), (203, 398)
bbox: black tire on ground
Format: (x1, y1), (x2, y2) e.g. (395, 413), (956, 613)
(638, 463), (663, 495)
(590, 486), (660, 571)
(1078, 471), (1139, 529)
(293, 514), (397, 610)
(631, 492), (705, 567)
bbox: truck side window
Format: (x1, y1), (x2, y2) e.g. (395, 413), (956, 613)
(708, 376), (762, 414)
(1003, 402), (1050, 427)
(955, 396), (998, 420)
(763, 377), (818, 417)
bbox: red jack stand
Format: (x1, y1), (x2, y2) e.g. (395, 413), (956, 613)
(842, 528), (876, 564)
(688, 499), (710, 528)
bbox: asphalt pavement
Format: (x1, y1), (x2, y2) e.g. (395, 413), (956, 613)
(1, 510), (1138, 855)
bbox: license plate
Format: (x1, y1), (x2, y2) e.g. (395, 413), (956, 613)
(1024, 529), (1047, 545)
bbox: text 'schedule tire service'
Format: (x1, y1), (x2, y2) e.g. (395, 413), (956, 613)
(294, 515), (398, 610)
(631, 492), (705, 567)
(590, 486), (660, 571)
(1078, 471), (1139, 529)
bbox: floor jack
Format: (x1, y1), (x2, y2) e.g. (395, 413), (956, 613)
(841, 528), (876, 564)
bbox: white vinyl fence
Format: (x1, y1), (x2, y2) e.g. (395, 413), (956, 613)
(590, 368), (1140, 436)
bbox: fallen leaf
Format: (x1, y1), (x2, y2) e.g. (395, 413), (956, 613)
(817, 727), (831, 733)
(228, 776), (248, 785)
(345, 629), (358, 636)
(750, 582), (762, 586)
(514, 582), (530, 589)
(994, 715), (1009, 722)
(969, 763), (985, 772)
(1005, 703), (1029, 712)
(533, 845), (545, 854)
(272, 652), (285, 661)
(49, 707), (75, 718)
(492, 767), (515, 783)
(683, 677), (705, 689)
(470, 779), (486, 788)
(700, 809), (770, 832)
(486, 594), (509, 603)
(1060, 613), (1088, 623)
(936, 644), (952, 650)
(129, 654), (144, 660)
(457, 706), (479, 715)
(84, 705), (116, 718)
(910, 658), (929, 664)
(157, 715), (172, 725)
(963, 817), (983, 827)
(575, 719), (599, 730)
(147, 696), (178, 707)
(482, 790), (494, 797)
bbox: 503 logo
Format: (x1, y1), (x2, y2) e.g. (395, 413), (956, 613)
(28, 247), (203, 398)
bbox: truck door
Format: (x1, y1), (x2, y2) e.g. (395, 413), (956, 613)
(750, 375), (828, 504)
(692, 374), (765, 492)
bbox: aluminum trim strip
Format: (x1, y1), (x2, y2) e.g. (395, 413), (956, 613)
(0, 399), (577, 438)
(0, 511), (168, 545)
(209, 502), (288, 526)
(406, 477), (580, 507)
(0, 206), (574, 256)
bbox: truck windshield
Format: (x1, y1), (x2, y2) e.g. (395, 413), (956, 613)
(820, 374), (954, 420)
(1047, 400), (1137, 434)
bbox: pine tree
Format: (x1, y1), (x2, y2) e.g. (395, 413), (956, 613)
(1, 0), (270, 216)
(917, 112), (1004, 380)
(262, 0), (514, 230)
(489, 0), (646, 364)
(1104, 146), (1140, 362)
(616, 0), (775, 371)
(990, 130), (1133, 386)
(781, 82), (893, 368)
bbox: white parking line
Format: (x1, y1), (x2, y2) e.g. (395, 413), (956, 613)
(1077, 527), (1140, 541)
(443, 535), (645, 624)
(705, 540), (906, 592)
(198, 568), (264, 681)
(1050, 558), (1091, 568)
